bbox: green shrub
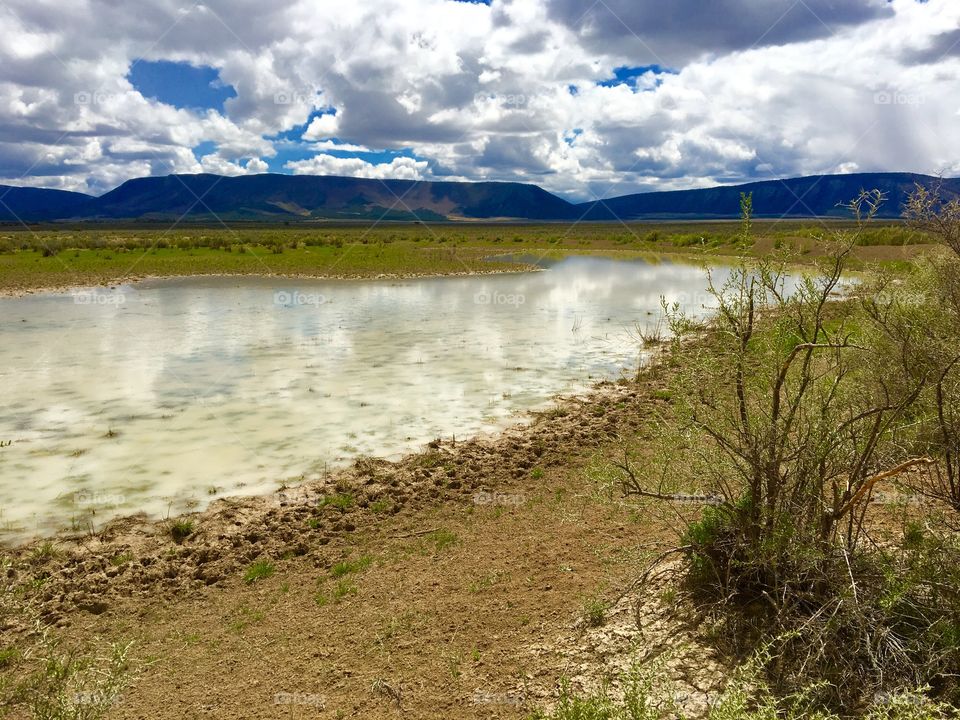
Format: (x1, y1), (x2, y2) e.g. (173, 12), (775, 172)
(623, 192), (960, 710)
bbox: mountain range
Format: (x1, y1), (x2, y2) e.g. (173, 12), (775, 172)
(1, 172), (957, 224)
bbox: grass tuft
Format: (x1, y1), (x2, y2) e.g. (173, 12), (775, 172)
(330, 555), (372, 579)
(167, 519), (194, 543)
(243, 559), (275, 584)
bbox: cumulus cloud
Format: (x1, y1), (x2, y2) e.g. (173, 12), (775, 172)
(544, 0), (894, 66)
(302, 113), (340, 141)
(0, 0), (957, 199)
(199, 154), (269, 176)
(285, 154), (428, 180)
(308, 140), (372, 152)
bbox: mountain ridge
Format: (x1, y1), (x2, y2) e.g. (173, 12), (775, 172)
(1, 172), (957, 223)
(574, 172), (960, 220)
(0, 185), (97, 222)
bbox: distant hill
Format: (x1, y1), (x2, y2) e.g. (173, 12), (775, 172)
(0, 185), (94, 222)
(86, 173), (577, 222)
(1, 172), (957, 223)
(574, 173), (960, 220)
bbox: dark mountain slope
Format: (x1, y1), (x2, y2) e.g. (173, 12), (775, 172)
(0, 185), (94, 222)
(5, 172), (957, 223)
(574, 173), (960, 220)
(87, 173), (578, 221)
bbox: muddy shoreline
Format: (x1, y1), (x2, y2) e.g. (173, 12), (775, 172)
(2, 376), (654, 627)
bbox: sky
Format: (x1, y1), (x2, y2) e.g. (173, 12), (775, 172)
(0, 0), (957, 201)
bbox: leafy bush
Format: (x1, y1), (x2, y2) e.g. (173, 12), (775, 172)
(620, 192), (960, 710)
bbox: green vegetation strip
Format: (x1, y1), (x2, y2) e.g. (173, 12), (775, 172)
(0, 220), (931, 293)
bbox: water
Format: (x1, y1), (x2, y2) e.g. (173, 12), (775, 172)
(0, 255), (732, 542)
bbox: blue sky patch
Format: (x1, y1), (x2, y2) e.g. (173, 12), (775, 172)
(128, 60), (237, 112)
(192, 141), (217, 160)
(598, 65), (675, 90)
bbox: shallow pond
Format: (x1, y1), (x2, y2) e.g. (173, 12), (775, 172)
(0, 255), (733, 542)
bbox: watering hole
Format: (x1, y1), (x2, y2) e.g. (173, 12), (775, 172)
(0, 255), (736, 542)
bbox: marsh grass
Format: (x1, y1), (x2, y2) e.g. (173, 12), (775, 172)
(582, 597), (610, 628)
(332, 579), (357, 602)
(30, 542), (60, 563)
(0, 580), (141, 720)
(369, 498), (392, 514)
(228, 604), (266, 633)
(426, 529), (457, 553)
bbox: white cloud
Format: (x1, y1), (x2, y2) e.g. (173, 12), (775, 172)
(0, 0), (957, 198)
(302, 113), (340, 140)
(285, 154), (427, 180)
(308, 140), (372, 152)
(199, 154), (270, 176)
